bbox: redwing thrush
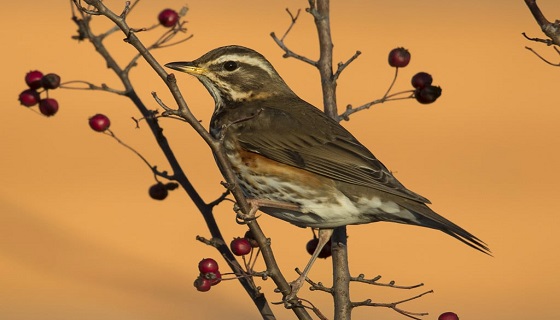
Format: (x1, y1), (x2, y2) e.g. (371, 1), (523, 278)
(165, 45), (490, 300)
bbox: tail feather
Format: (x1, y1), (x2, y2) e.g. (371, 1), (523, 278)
(398, 199), (492, 256)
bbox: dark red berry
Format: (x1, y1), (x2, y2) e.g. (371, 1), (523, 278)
(207, 270), (222, 286)
(414, 85), (442, 104)
(306, 237), (332, 259)
(243, 230), (259, 248)
(149, 182), (168, 200)
(194, 276), (212, 292)
(198, 258), (219, 274)
(388, 47), (411, 68)
(411, 72), (433, 89)
(25, 70), (44, 89)
(41, 73), (61, 90)
(38, 98), (59, 116)
(438, 312), (459, 320)
(88, 114), (111, 132)
(230, 237), (252, 256)
(158, 9), (179, 27)
(19, 89), (40, 107)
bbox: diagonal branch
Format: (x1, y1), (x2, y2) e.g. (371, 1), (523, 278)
(71, 2), (291, 319)
(271, 8), (317, 66)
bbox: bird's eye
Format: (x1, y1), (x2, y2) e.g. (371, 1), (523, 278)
(223, 61), (238, 71)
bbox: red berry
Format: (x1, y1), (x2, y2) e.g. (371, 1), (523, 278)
(89, 114), (111, 132)
(41, 73), (61, 90)
(38, 98), (59, 116)
(18, 89), (40, 107)
(230, 237), (252, 256)
(411, 72), (433, 89)
(158, 9), (179, 27)
(306, 237), (332, 259)
(149, 182), (168, 200)
(414, 85), (442, 104)
(194, 276), (212, 292)
(198, 258), (219, 274)
(25, 70), (43, 89)
(243, 230), (259, 248)
(207, 270), (222, 286)
(438, 312), (459, 320)
(388, 47), (411, 68)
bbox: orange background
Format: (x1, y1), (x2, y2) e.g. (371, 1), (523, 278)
(2, 1), (560, 319)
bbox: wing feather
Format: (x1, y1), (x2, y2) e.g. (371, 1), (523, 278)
(236, 102), (431, 204)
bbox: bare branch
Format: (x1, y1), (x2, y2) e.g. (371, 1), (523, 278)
(60, 80), (126, 95)
(270, 8), (317, 66)
(352, 290), (434, 320)
(338, 90), (415, 121)
(525, 45), (560, 66)
(333, 50), (361, 81)
(281, 8), (301, 41)
(351, 274), (424, 290)
(522, 31), (556, 45)
(271, 33), (317, 66)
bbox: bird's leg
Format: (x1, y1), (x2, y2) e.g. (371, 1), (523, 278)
(284, 228), (334, 302)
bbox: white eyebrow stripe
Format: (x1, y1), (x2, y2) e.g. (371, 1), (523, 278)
(213, 54), (276, 77)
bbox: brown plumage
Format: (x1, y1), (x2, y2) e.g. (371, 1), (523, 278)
(166, 45), (490, 299)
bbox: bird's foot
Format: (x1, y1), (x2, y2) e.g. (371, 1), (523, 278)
(283, 276), (306, 304)
(234, 201), (260, 224)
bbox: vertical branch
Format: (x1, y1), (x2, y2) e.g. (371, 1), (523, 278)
(309, 0), (337, 118)
(309, 0), (352, 319)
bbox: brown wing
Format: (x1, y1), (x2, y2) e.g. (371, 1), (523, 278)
(235, 101), (431, 204)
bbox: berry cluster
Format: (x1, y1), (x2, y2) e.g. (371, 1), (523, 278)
(194, 258), (222, 292)
(411, 71), (441, 104)
(194, 231), (262, 293)
(18, 70), (61, 116)
(387, 48), (442, 104)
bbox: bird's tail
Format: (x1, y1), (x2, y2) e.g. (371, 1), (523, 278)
(399, 200), (491, 256)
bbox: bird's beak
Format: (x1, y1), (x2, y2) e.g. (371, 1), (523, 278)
(164, 61), (207, 75)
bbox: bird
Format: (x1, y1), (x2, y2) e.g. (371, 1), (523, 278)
(165, 45), (490, 301)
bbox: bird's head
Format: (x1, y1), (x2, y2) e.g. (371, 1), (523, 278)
(165, 45), (296, 108)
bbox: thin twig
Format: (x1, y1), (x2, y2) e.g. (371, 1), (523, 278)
(525, 46), (560, 66)
(281, 8), (301, 41)
(270, 8), (317, 66)
(351, 290), (434, 320)
(333, 50), (361, 81)
(60, 80), (126, 95)
(350, 274), (424, 289)
(338, 90), (414, 121)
